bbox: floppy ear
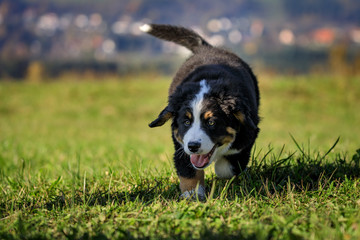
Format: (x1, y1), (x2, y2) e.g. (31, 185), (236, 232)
(149, 106), (173, 128)
(233, 111), (257, 130)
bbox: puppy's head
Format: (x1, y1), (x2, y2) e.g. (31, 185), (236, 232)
(149, 80), (257, 170)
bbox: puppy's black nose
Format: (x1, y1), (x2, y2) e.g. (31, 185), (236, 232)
(188, 141), (201, 153)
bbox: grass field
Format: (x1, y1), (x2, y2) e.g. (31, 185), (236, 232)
(0, 74), (360, 239)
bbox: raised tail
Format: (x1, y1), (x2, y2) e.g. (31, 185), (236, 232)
(140, 24), (211, 53)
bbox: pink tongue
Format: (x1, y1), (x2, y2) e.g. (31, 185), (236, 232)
(190, 154), (210, 168)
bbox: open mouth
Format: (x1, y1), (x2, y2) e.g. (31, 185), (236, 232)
(190, 144), (217, 169)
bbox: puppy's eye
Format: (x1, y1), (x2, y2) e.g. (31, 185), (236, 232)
(207, 120), (216, 127)
(184, 120), (191, 126)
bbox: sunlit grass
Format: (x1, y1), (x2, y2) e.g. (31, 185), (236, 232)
(258, 74), (360, 154)
(0, 74), (359, 239)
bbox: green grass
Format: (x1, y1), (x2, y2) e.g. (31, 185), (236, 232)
(0, 74), (360, 239)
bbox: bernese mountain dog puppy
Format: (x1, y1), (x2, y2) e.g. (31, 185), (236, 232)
(141, 24), (260, 200)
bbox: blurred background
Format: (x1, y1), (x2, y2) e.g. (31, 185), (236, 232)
(1, 0), (360, 80)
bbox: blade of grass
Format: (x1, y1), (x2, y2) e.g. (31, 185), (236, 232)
(320, 136), (340, 160)
(290, 133), (306, 157)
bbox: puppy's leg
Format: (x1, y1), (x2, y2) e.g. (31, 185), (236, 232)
(179, 170), (205, 200)
(172, 134), (206, 200)
(173, 150), (205, 200)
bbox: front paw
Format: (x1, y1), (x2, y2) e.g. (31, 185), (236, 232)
(179, 185), (206, 201)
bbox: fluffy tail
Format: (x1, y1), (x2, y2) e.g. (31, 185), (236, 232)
(140, 24), (211, 53)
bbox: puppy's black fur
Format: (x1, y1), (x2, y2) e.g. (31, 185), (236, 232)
(142, 24), (260, 198)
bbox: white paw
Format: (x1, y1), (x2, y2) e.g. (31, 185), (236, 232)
(179, 185), (206, 201)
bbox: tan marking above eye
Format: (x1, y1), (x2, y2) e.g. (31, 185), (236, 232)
(204, 111), (214, 120)
(185, 111), (192, 119)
